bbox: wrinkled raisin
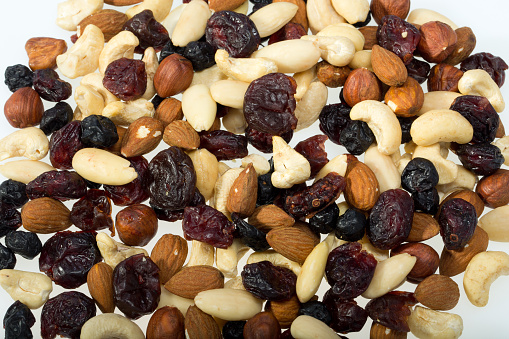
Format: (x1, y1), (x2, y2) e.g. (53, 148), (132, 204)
(4, 64), (33, 92)
(152, 189), (204, 222)
(319, 103), (352, 145)
(406, 58), (431, 84)
(309, 203), (339, 235)
(438, 198), (477, 250)
(159, 39), (185, 63)
(339, 120), (376, 155)
(200, 130), (248, 161)
(377, 15), (421, 64)
(398, 116), (416, 144)
(461, 52), (508, 87)
(0, 180), (28, 208)
(232, 213), (270, 252)
(183, 204), (235, 248)
(5, 231), (42, 260)
(40, 102), (73, 135)
(257, 172), (281, 207)
(49, 121), (85, 169)
(183, 40), (216, 71)
(104, 156), (150, 206)
(401, 158), (439, 193)
(103, 58), (147, 101)
(0, 243), (16, 270)
(455, 143), (504, 176)
(365, 291), (417, 332)
(268, 23), (307, 45)
(70, 189), (113, 232)
(0, 203), (22, 238)
(294, 135), (329, 178)
(222, 321), (246, 339)
(353, 11), (372, 28)
(323, 290), (368, 333)
(26, 170), (87, 201)
(298, 300), (332, 325)
(33, 68), (72, 102)
(123, 10), (170, 54)
(80, 115), (119, 148)
(412, 188), (439, 215)
(335, 208), (367, 242)
(246, 126), (293, 153)
(242, 261), (297, 301)
(3, 301), (35, 339)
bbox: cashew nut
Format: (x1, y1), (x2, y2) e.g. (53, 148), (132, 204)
(395, 153), (412, 175)
(294, 65), (317, 100)
(224, 276), (246, 290)
(317, 23), (365, 51)
(413, 143), (458, 185)
(171, 0), (210, 47)
(301, 35), (356, 67)
(410, 109), (473, 146)
(458, 69), (505, 112)
(215, 49), (277, 83)
(210, 80), (250, 109)
(187, 149), (219, 202)
(294, 81), (328, 131)
(158, 287), (195, 315)
(191, 64), (229, 88)
(271, 136), (311, 189)
(223, 108), (248, 135)
(437, 165), (477, 193)
(81, 73), (119, 105)
(247, 250), (302, 276)
(98, 31), (139, 74)
(418, 91), (462, 116)
(186, 240), (215, 267)
(213, 167), (243, 217)
(291, 315), (341, 339)
(314, 154), (348, 181)
(160, 3), (187, 37)
(0, 269), (53, 309)
(75, 84), (105, 119)
(296, 241), (329, 303)
(408, 306), (463, 339)
(364, 144), (402, 192)
(216, 239), (250, 278)
(307, 0), (346, 35)
(80, 313), (145, 339)
(350, 100), (402, 155)
(102, 98), (155, 126)
(56, 0), (103, 31)
(142, 47), (159, 100)
(249, 2), (299, 38)
(56, 24), (104, 79)
(241, 154), (270, 175)
(0, 160), (55, 184)
(194, 289), (263, 321)
(254, 40), (321, 74)
(182, 84), (217, 132)
(348, 50), (372, 71)
(125, 0), (173, 22)
(494, 135), (509, 166)
(463, 251), (509, 307)
(330, 0), (369, 24)
(96, 233), (148, 269)
(479, 206), (509, 242)
(0, 127), (48, 162)
(407, 9), (459, 30)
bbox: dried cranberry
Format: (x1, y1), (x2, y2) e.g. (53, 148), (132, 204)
(104, 156), (150, 206)
(123, 10), (170, 53)
(398, 116), (416, 144)
(323, 291), (368, 333)
(152, 189), (204, 222)
(4, 64), (33, 92)
(33, 68), (72, 102)
(319, 103), (352, 145)
(298, 300), (332, 325)
(0, 243), (16, 270)
(232, 213), (270, 252)
(0, 202), (22, 238)
(0, 179), (28, 208)
(183, 205), (235, 248)
(40, 102), (74, 135)
(103, 58), (147, 101)
(309, 203), (339, 235)
(401, 158), (439, 193)
(246, 126), (293, 153)
(405, 58), (431, 84)
(438, 198), (477, 250)
(294, 135), (329, 178)
(70, 189), (113, 232)
(199, 130), (248, 161)
(26, 170), (87, 201)
(49, 121), (85, 169)
(183, 40), (216, 71)
(335, 208), (367, 242)
(455, 143), (504, 176)
(5, 231), (42, 260)
(80, 115), (119, 148)
(4, 301), (35, 339)
(460, 52), (508, 87)
(241, 261), (297, 301)
(268, 23), (307, 45)
(377, 15), (421, 64)
(339, 120), (376, 155)
(365, 291), (417, 332)
(412, 188), (439, 215)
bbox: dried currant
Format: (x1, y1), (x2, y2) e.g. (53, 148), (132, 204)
(3, 301), (35, 339)
(80, 115), (119, 148)
(335, 208), (367, 242)
(377, 15), (421, 64)
(365, 291), (417, 332)
(222, 321), (246, 339)
(123, 10), (170, 53)
(268, 23), (307, 45)
(398, 116), (416, 144)
(40, 102), (73, 135)
(319, 103), (352, 145)
(183, 40), (216, 71)
(405, 58), (431, 84)
(104, 156), (150, 206)
(460, 52), (508, 87)
(33, 68), (72, 102)
(401, 158), (439, 193)
(438, 198), (477, 250)
(0, 179), (28, 208)
(199, 130), (248, 161)
(70, 189), (113, 232)
(298, 300), (332, 325)
(309, 203), (339, 235)
(26, 170), (87, 201)
(5, 231), (42, 260)
(412, 188), (439, 215)
(183, 204), (235, 249)
(0, 202), (22, 238)
(103, 58), (147, 101)
(339, 120), (376, 155)
(232, 212), (270, 252)
(455, 143), (504, 176)
(294, 135), (329, 178)
(241, 261), (297, 301)
(4, 64), (33, 92)
(0, 243), (16, 270)
(323, 290), (368, 333)
(49, 121), (85, 169)
(245, 126), (293, 153)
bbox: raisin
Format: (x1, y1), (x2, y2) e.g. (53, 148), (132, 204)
(40, 291), (96, 339)
(26, 170), (87, 201)
(268, 23), (307, 45)
(405, 58), (431, 84)
(401, 158), (439, 193)
(353, 11), (372, 27)
(159, 39), (185, 63)
(438, 198), (477, 250)
(3, 301), (35, 339)
(0, 243), (16, 270)
(123, 10), (170, 54)
(49, 121), (85, 170)
(298, 300), (332, 325)
(40, 102), (73, 135)
(246, 126), (293, 153)
(412, 188), (439, 215)
(183, 204), (235, 249)
(183, 40), (216, 71)
(335, 208), (367, 242)
(241, 261), (297, 301)
(113, 254), (160, 319)
(339, 120), (376, 155)
(319, 103), (352, 145)
(460, 52), (508, 87)
(309, 203), (339, 235)
(365, 291), (417, 332)
(0, 180), (28, 208)
(83, 178), (102, 190)
(455, 143), (504, 176)
(323, 291), (368, 333)
(33, 68), (72, 102)
(39, 231), (101, 289)
(5, 231), (42, 260)
(70, 189), (113, 232)
(294, 135), (329, 178)
(206, 11), (260, 58)
(249, 0), (272, 4)
(104, 156), (150, 206)
(232, 213), (270, 252)
(80, 115), (119, 148)
(222, 321), (246, 339)
(398, 116), (416, 144)
(4, 64), (33, 92)
(152, 189), (204, 222)
(103, 58), (147, 101)
(0, 202), (22, 238)
(151, 94), (166, 109)
(367, 189), (414, 250)
(199, 130), (249, 161)
(257, 172), (281, 207)
(377, 15), (421, 64)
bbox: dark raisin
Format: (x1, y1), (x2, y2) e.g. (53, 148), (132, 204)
(335, 208), (367, 242)
(39, 231), (101, 289)
(339, 88), (349, 106)
(249, 0), (272, 4)
(377, 15), (421, 64)
(5, 231), (42, 260)
(152, 189), (204, 222)
(0, 243), (16, 269)
(0, 180), (28, 208)
(294, 135), (329, 178)
(323, 291), (368, 333)
(151, 94), (166, 109)
(70, 189), (113, 232)
(257, 172), (281, 207)
(0, 203), (22, 237)
(401, 158), (439, 193)
(123, 10), (170, 54)
(3, 301), (35, 339)
(49, 121), (85, 169)
(206, 11), (260, 58)
(222, 321), (246, 339)
(200, 130), (249, 161)
(241, 261), (297, 301)
(353, 10), (372, 27)
(26, 170), (87, 201)
(339, 120), (376, 155)
(4, 64), (33, 92)
(232, 213), (270, 251)
(183, 204), (235, 248)
(405, 58), (431, 84)
(298, 300), (332, 325)
(33, 69), (72, 102)
(159, 39), (185, 62)
(83, 178), (102, 189)
(103, 58), (147, 101)
(113, 254), (160, 319)
(365, 291), (417, 332)
(80, 115), (119, 148)
(438, 198), (477, 250)
(398, 116), (416, 144)
(367, 189), (414, 250)
(104, 156), (150, 206)
(268, 23), (307, 45)
(319, 103), (352, 145)
(309, 203), (339, 234)
(412, 188), (439, 215)
(244, 73), (297, 135)
(245, 126), (293, 153)
(40, 291), (96, 339)
(460, 52), (508, 87)
(183, 40), (216, 71)
(455, 143), (504, 176)
(40, 102), (73, 135)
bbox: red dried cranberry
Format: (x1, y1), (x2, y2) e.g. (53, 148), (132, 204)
(104, 156), (150, 206)
(318, 103), (352, 145)
(460, 52), (508, 87)
(406, 58), (431, 84)
(365, 291), (417, 332)
(26, 170), (87, 201)
(103, 58), (147, 101)
(454, 143), (504, 176)
(245, 126), (293, 153)
(123, 10), (170, 54)
(323, 290), (368, 333)
(294, 135), (329, 177)
(438, 198), (477, 250)
(241, 261), (297, 301)
(199, 130), (248, 161)
(70, 189), (113, 232)
(268, 23), (307, 45)
(377, 15), (421, 64)
(152, 189), (205, 222)
(49, 121), (85, 169)
(33, 68), (72, 102)
(182, 205), (235, 249)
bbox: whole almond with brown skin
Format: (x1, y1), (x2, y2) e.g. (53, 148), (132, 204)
(372, 45), (408, 87)
(391, 242), (439, 282)
(418, 21), (457, 63)
(121, 117), (163, 157)
(384, 76), (424, 117)
(77, 9), (128, 42)
(344, 161), (380, 211)
(316, 61), (351, 88)
(407, 212), (440, 242)
(359, 26), (378, 50)
(248, 204), (295, 233)
(25, 37), (67, 70)
(106, 125), (127, 156)
(4, 87), (44, 128)
(87, 262), (115, 313)
(343, 68), (382, 107)
(105, 0), (142, 5)
(163, 120), (200, 150)
(155, 97), (183, 127)
(266, 226), (318, 264)
(21, 197), (72, 233)
(151, 234), (188, 284)
(370, 0), (410, 24)
(147, 306), (185, 339)
(227, 163), (258, 217)
(414, 274), (460, 311)
(443, 27), (476, 66)
(209, 0), (246, 12)
(185, 305), (222, 339)
(370, 322), (407, 339)
(154, 54), (194, 97)
(165, 265), (224, 299)
(244, 312), (281, 339)
(496, 117), (505, 138)
(440, 189), (484, 218)
(115, 204), (158, 247)
(476, 169), (509, 208)
(427, 63), (463, 92)
(265, 295), (300, 328)
(274, 0), (308, 31)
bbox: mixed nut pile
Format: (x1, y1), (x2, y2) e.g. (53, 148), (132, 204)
(1, 0), (509, 338)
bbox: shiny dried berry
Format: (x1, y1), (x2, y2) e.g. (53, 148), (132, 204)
(104, 156), (150, 206)
(335, 208), (367, 242)
(298, 300), (332, 325)
(339, 120), (376, 155)
(5, 231), (42, 260)
(398, 116), (416, 144)
(0, 180), (28, 208)
(244, 73), (297, 135)
(183, 40), (216, 71)
(257, 172), (281, 207)
(377, 15), (421, 64)
(49, 121), (85, 169)
(401, 158), (439, 193)
(232, 213), (270, 252)
(41, 291), (96, 339)
(206, 11), (260, 58)
(70, 189), (113, 232)
(159, 39), (185, 63)
(113, 254), (160, 319)
(268, 23), (307, 45)
(0, 243), (16, 270)
(39, 231), (101, 289)
(245, 126), (293, 153)
(295, 135), (329, 178)
(412, 188), (439, 215)
(460, 52), (508, 87)
(4, 64), (33, 92)
(26, 170), (87, 201)
(309, 203), (339, 235)
(365, 291), (417, 332)
(123, 10), (170, 54)
(183, 204), (235, 248)
(222, 321), (246, 339)
(33, 68), (72, 102)
(103, 58), (147, 101)
(405, 58), (431, 84)
(0, 203), (22, 238)
(80, 115), (119, 148)
(242, 261), (297, 301)
(152, 189), (204, 222)
(319, 103), (352, 145)
(438, 198), (477, 250)
(199, 130), (248, 161)
(323, 291), (368, 333)
(4, 301), (35, 339)
(40, 102), (73, 135)
(455, 143), (504, 176)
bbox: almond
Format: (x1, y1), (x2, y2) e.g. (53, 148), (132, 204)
(209, 0), (246, 12)
(21, 197), (72, 233)
(77, 9), (128, 42)
(476, 169), (509, 208)
(344, 161), (380, 211)
(155, 97), (183, 128)
(273, 0), (308, 31)
(248, 204), (295, 233)
(25, 37), (67, 70)
(384, 76), (424, 117)
(371, 44), (408, 87)
(414, 274), (460, 310)
(87, 262), (115, 313)
(185, 305), (222, 339)
(162, 120), (200, 150)
(120, 116), (164, 158)
(266, 295), (300, 328)
(359, 26), (378, 50)
(227, 163), (258, 217)
(154, 54), (194, 98)
(343, 68), (382, 107)
(407, 212), (440, 242)
(150, 234), (188, 284)
(164, 265), (224, 299)
(147, 306), (185, 339)
(266, 226), (319, 264)
(104, 0), (142, 6)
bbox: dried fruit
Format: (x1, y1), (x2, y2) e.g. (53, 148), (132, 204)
(4, 64), (33, 92)
(122, 10), (169, 54)
(26, 170), (87, 201)
(183, 205), (235, 249)
(461, 52), (508, 87)
(242, 261), (297, 301)
(377, 15), (421, 64)
(438, 198), (477, 250)
(103, 58), (147, 101)
(200, 130), (249, 161)
(365, 291), (417, 332)
(33, 68), (72, 102)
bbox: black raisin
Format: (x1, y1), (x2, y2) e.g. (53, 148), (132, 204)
(4, 64), (33, 92)
(232, 213), (270, 252)
(335, 208), (367, 242)
(0, 180), (28, 208)
(183, 41), (216, 71)
(5, 231), (42, 260)
(401, 158), (439, 193)
(309, 203), (339, 234)
(80, 115), (119, 148)
(0, 243), (16, 269)
(339, 120), (375, 155)
(40, 102), (74, 135)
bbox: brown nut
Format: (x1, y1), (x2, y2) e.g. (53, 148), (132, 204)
(370, 0), (411, 24)
(208, 0), (246, 12)
(370, 322), (407, 339)
(265, 295), (300, 328)
(77, 9), (129, 42)
(162, 120), (200, 150)
(316, 61), (351, 88)
(496, 116), (505, 138)
(407, 212), (440, 242)
(343, 68), (383, 107)
(146, 306), (185, 339)
(476, 169), (509, 208)
(164, 265), (224, 299)
(25, 37), (67, 70)
(372, 45), (408, 87)
(391, 242), (439, 282)
(4, 87), (44, 128)
(105, 0), (142, 5)
(185, 305), (222, 339)
(359, 26), (378, 50)
(344, 161), (380, 211)
(155, 98), (183, 128)
(121, 117), (164, 158)
(414, 274), (460, 311)
(115, 204), (158, 247)
(443, 27), (476, 66)
(440, 189), (484, 218)
(248, 204), (295, 233)
(87, 262), (115, 313)
(417, 21), (457, 64)
(106, 125), (127, 156)
(266, 226), (319, 264)
(227, 163), (258, 218)
(243, 312), (281, 339)
(150, 234), (188, 284)
(427, 63), (463, 92)
(21, 197), (72, 233)
(154, 54), (194, 97)
(384, 76), (424, 117)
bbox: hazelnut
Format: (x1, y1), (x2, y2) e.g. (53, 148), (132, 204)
(370, 0), (411, 24)
(147, 306), (185, 339)
(243, 312), (281, 339)
(417, 21), (457, 63)
(443, 27), (477, 66)
(115, 204), (158, 247)
(4, 87), (44, 128)
(476, 169), (509, 208)
(384, 76), (424, 117)
(427, 63), (463, 92)
(316, 61), (351, 88)
(391, 242), (439, 282)
(343, 68), (382, 107)
(154, 54), (194, 98)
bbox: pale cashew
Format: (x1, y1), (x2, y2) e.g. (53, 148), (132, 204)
(254, 40), (321, 74)
(126, 0), (173, 21)
(171, 0), (210, 47)
(295, 82), (328, 131)
(494, 135), (509, 166)
(408, 306), (463, 339)
(223, 108), (248, 135)
(186, 240), (215, 267)
(195, 289), (263, 321)
(56, 24), (104, 79)
(182, 84), (217, 132)
(233, 0), (249, 14)
(81, 73), (119, 105)
(80, 313), (145, 339)
(437, 165), (477, 193)
(301, 35), (356, 67)
(410, 109), (473, 146)
(294, 66), (317, 100)
(158, 287), (194, 315)
(160, 4), (187, 37)
(314, 154), (348, 181)
(187, 149), (219, 202)
(142, 47), (159, 100)
(210, 80), (250, 109)
(241, 154), (270, 175)
(407, 9), (459, 29)
(317, 23), (365, 51)
(271, 136), (311, 189)
(191, 64), (228, 88)
(247, 250), (302, 276)
(224, 276), (246, 290)
(296, 241), (329, 303)
(348, 50), (372, 71)
(96, 233), (148, 269)
(0, 160), (55, 184)
(418, 91), (462, 116)
(73, 148), (137, 185)
(0, 269), (53, 309)
(330, 0), (369, 24)
(395, 153), (412, 175)
(98, 31), (138, 74)
(307, 0), (346, 35)
(464, 251), (509, 307)
(56, 0), (103, 31)
(479, 206), (509, 242)
(458, 69), (505, 112)
(350, 100), (402, 155)
(0, 127), (48, 162)
(75, 85), (105, 119)
(218, 162), (231, 176)
(358, 234), (390, 262)
(215, 50), (277, 83)
(213, 167), (243, 217)
(249, 2), (299, 38)
(291, 315), (341, 339)
(102, 98), (155, 126)
(364, 144), (401, 192)
(413, 143), (458, 185)
(216, 239), (250, 278)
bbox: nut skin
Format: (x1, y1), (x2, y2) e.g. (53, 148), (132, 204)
(344, 161), (380, 211)
(155, 98), (183, 128)
(185, 305), (222, 339)
(371, 45), (408, 87)
(414, 274), (460, 311)
(4, 87), (44, 128)
(21, 197), (72, 233)
(77, 9), (129, 42)
(121, 117), (164, 158)
(243, 311), (281, 339)
(391, 242), (439, 282)
(115, 204), (158, 247)
(248, 204), (295, 233)
(266, 226), (319, 264)
(265, 295), (300, 328)
(384, 76), (424, 117)
(476, 169), (509, 208)
(439, 189), (484, 219)
(370, 0), (411, 24)
(146, 306), (185, 339)
(25, 37), (67, 70)
(162, 120), (200, 150)
(227, 163), (258, 218)
(359, 26), (378, 50)
(87, 262), (115, 313)
(343, 68), (383, 107)
(106, 125), (127, 156)
(370, 322), (408, 339)
(150, 234), (188, 285)
(443, 27), (476, 66)
(316, 61), (351, 88)
(154, 54), (194, 98)
(417, 21), (457, 64)
(164, 265), (224, 299)
(407, 212), (440, 242)
(427, 63), (464, 92)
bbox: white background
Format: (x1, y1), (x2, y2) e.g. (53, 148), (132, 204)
(0, 0), (509, 338)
